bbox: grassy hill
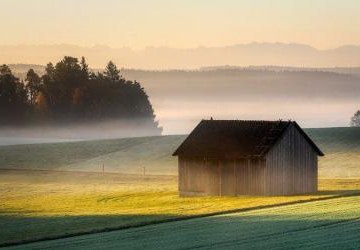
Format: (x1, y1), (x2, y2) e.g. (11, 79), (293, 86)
(306, 127), (360, 178)
(0, 135), (185, 175)
(0, 127), (359, 177)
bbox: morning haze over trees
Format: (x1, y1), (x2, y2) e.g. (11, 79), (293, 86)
(0, 57), (161, 134)
(351, 110), (360, 127)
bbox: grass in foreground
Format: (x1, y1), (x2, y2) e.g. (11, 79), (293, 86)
(0, 170), (359, 246)
(9, 194), (360, 250)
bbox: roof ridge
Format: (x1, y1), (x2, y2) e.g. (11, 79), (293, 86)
(201, 119), (291, 123)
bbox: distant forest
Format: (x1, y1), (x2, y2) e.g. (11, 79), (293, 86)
(0, 57), (161, 134)
(5, 63), (360, 134)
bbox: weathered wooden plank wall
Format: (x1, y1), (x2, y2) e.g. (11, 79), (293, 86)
(265, 124), (317, 195)
(220, 160), (236, 195)
(179, 157), (265, 196)
(233, 159), (265, 195)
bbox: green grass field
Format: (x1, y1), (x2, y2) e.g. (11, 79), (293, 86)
(0, 127), (359, 177)
(7, 194), (360, 250)
(306, 127), (360, 178)
(2, 170), (359, 247)
(0, 127), (359, 248)
(0, 135), (184, 175)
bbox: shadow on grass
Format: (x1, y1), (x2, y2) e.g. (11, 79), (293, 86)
(3, 210), (360, 249)
(1, 190), (360, 248)
(0, 213), (175, 247)
(310, 190), (360, 196)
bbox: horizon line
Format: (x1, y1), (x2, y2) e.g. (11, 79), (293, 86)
(1, 41), (360, 51)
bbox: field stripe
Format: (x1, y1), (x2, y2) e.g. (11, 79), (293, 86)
(1, 192), (359, 248)
(190, 217), (360, 249)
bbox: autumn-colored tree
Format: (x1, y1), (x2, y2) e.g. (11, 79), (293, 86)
(72, 87), (84, 105)
(35, 91), (48, 114)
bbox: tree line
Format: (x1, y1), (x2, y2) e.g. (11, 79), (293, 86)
(0, 56), (161, 133)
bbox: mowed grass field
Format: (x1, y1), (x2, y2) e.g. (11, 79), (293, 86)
(7, 193), (360, 250)
(0, 126), (359, 247)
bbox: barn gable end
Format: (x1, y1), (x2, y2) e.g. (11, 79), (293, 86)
(264, 123), (318, 195)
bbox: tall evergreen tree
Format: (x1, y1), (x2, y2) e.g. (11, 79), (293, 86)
(0, 65), (28, 124)
(104, 61), (121, 82)
(25, 69), (41, 105)
(80, 56), (90, 78)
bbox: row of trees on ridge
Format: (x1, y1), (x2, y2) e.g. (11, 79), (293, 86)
(0, 57), (161, 133)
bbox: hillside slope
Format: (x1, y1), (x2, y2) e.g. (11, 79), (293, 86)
(0, 127), (359, 177)
(307, 127), (360, 178)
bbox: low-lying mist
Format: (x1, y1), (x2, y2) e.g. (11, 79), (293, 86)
(121, 69), (360, 134)
(7, 66), (360, 136)
(0, 119), (162, 145)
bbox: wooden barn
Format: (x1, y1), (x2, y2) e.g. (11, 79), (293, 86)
(173, 120), (324, 196)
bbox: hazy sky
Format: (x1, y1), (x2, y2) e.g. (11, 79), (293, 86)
(1, 0), (360, 49)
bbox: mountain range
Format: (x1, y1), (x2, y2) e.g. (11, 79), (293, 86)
(2, 43), (360, 69)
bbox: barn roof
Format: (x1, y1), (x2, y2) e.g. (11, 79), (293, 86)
(173, 120), (324, 158)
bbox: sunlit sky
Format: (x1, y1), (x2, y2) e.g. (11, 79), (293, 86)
(1, 0), (360, 49)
